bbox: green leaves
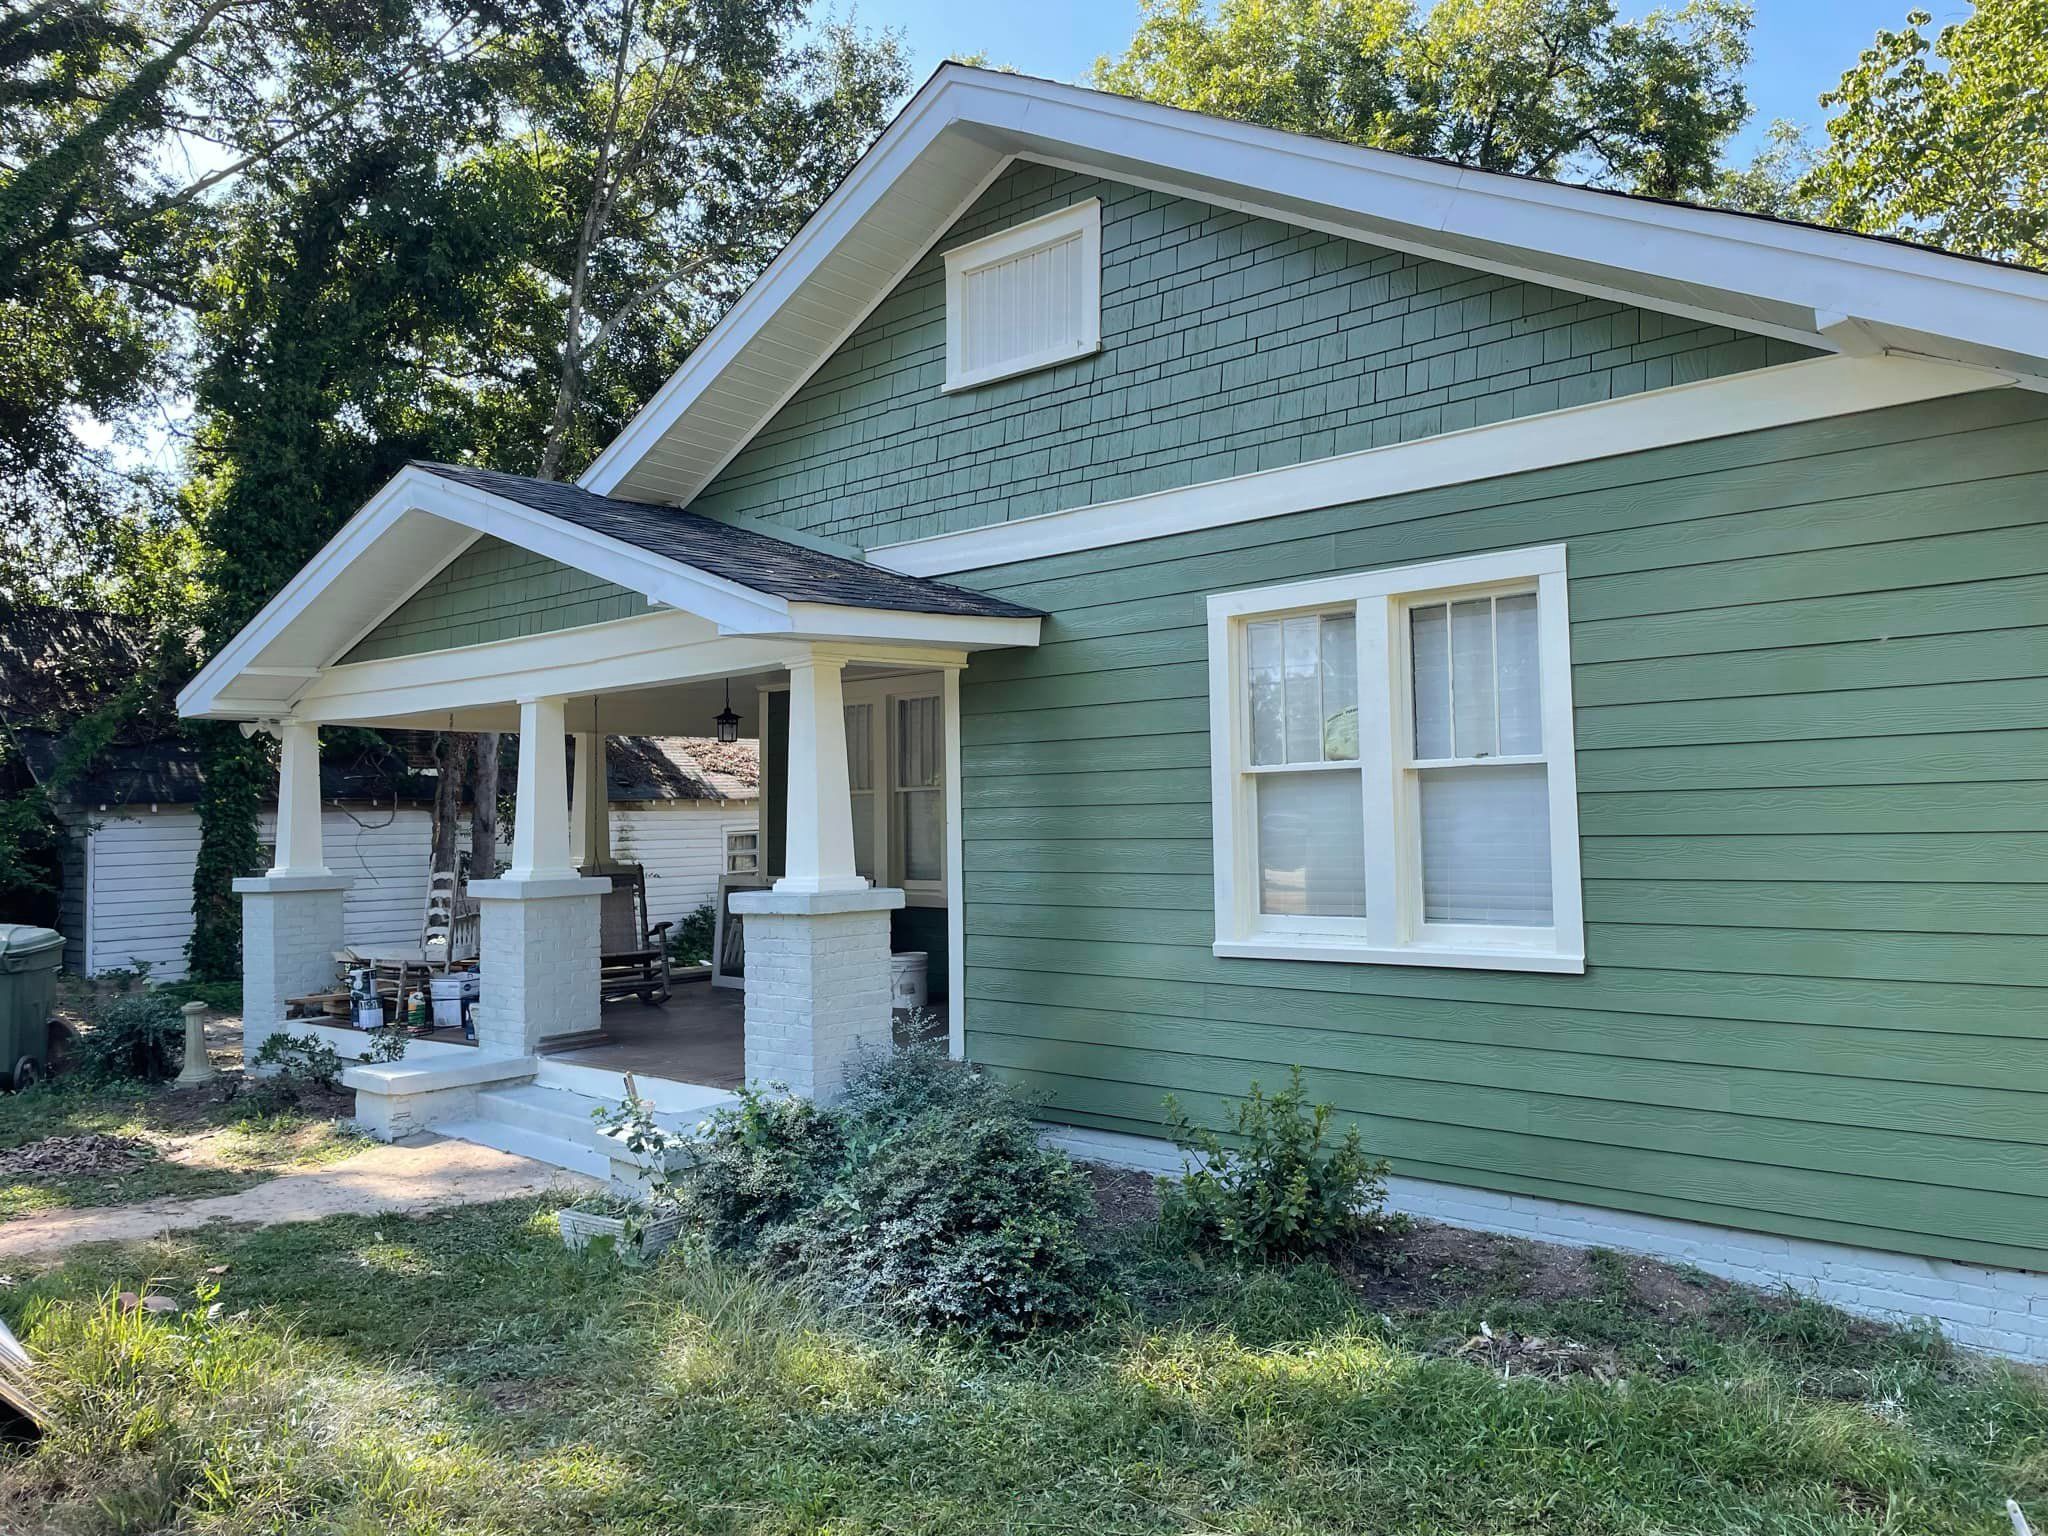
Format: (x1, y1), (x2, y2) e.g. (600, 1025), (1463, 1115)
(1797, 0), (2047, 266)
(1095, 0), (1754, 199)
(1162, 1066), (1393, 1265)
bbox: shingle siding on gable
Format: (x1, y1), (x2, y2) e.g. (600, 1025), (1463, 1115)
(343, 535), (651, 664)
(693, 160), (1817, 547)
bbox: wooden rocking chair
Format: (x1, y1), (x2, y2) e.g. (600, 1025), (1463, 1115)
(591, 861), (673, 1006)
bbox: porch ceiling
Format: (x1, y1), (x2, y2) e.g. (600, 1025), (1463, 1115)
(177, 463), (1041, 725)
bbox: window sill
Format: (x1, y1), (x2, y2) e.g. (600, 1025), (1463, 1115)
(942, 340), (1100, 394)
(1212, 938), (1585, 975)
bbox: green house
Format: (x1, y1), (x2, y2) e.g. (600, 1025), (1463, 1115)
(181, 67), (2048, 1359)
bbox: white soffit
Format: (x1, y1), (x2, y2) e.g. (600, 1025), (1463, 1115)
(582, 66), (2048, 508)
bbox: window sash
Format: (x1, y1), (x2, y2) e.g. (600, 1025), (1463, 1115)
(1209, 546), (1582, 973)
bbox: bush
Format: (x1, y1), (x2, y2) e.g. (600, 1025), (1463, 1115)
(1163, 1067), (1392, 1265)
(666, 900), (717, 968)
(680, 1086), (843, 1252)
(235, 1032), (344, 1114)
(680, 1047), (1096, 1339)
(73, 992), (184, 1082)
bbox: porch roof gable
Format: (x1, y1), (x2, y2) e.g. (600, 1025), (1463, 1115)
(176, 462), (1041, 723)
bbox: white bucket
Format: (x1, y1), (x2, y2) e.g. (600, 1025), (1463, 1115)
(888, 951), (928, 1013)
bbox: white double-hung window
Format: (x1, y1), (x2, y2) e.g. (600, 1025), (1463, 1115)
(1208, 544), (1584, 972)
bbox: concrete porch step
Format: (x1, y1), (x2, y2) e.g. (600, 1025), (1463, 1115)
(428, 1117), (616, 1181)
(436, 1079), (732, 1183)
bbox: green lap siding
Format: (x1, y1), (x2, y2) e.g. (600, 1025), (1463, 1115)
(953, 389), (2048, 1272)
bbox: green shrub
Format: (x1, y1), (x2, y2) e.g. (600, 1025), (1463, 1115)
(235, 1032), (344, 1115)
(1163, 1067), (1392, 1265)
(680, 1085), (844, 1252)
(666, 900), (717, 967)
(73, 992), (184, 1082)
(681, 1047), (1096, 1339)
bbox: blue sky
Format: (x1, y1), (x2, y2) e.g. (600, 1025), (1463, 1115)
(855, 0), (1968, 158)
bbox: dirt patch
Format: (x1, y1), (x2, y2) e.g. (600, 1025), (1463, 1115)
(1084, 1165), (1161, 1233)
(0, 1134), (155, 1179)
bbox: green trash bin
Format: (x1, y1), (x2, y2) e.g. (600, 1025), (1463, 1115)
(0, 925), (65, 1092)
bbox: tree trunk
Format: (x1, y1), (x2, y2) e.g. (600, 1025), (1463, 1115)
(469, 732), (501, 879)
(430, 732), (471, 876)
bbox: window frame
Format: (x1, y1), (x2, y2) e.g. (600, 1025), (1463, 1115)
(1207, 544), (1585, 974)
(844, 675), (947, 906)
(723, 827), (760, 877)
(942, 199), (1102, 393)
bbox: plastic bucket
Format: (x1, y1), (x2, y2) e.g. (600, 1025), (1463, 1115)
(888, 951), (928, 1013)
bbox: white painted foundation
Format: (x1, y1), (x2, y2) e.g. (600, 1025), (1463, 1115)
(1041, 1124), (2048, 1366)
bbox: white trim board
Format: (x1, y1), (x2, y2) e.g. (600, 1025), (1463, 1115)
(867, 354), (2013, 578)
(581, 64), (2048, 507)
(1037, 1124), (2048, 1366)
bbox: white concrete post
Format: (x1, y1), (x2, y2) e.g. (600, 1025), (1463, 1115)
(509, 696), (576, 882)
(270, 720), (327, 875)
(778, 651), (866, 895)
(469, 695), (607, 1056)
(569, 730), (611, 872)
(236, 719), (348, 1063)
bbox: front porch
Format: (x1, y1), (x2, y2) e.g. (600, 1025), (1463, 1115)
(176, 462), (1040, 1164)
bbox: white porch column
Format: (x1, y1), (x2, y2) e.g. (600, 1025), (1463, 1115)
(569, 730), (611, 872)
(469, 696), (609, 1056)
(777, 651), (866, 895)
(235, 720), (348, 1062)
(735, 646), (902, 1100)
(509, 696), (577, 882)
(270, 720), (327, 875)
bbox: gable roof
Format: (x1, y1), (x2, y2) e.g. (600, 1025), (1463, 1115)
(178, 461), (1042, 722)
(581, 65), (2048, 508)
(413, 464), (1035, 619)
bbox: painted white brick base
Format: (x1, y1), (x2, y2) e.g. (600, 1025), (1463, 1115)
(469, 876), (607, 1055)
(233, 874), (350, 1061)
(732, 886), (904, 1100)
(1041, 1124), (2048, 1366)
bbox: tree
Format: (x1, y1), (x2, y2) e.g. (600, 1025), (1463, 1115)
(0, 0), (537, 600)
(1094, 0), (1753, 199)
(454, 2), (908, 481)
(173, 0), (904, 975)
(1795, 1), (2045, 266)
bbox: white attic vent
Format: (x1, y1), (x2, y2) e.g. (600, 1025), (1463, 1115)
(943, 199), (1101, 392)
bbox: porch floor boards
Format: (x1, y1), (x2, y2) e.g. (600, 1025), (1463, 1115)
(550, 981), (747, 1089)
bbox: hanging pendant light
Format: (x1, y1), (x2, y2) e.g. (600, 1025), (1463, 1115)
(714, 678), (741, 744)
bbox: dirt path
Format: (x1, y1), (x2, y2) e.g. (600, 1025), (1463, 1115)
(0, 1135), (597, 1261)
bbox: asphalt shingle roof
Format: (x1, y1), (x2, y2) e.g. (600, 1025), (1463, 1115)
(415, 463), (1040, 620)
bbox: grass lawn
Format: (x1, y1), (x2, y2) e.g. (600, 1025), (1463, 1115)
(4, 1184), (2044, 1534)
(0, 1077), (368, 1220)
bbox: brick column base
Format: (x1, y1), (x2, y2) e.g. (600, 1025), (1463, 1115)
(468, 876), (610, 1056)
(731, 887), (906, 1101)
(232, 874), (351, 1064)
